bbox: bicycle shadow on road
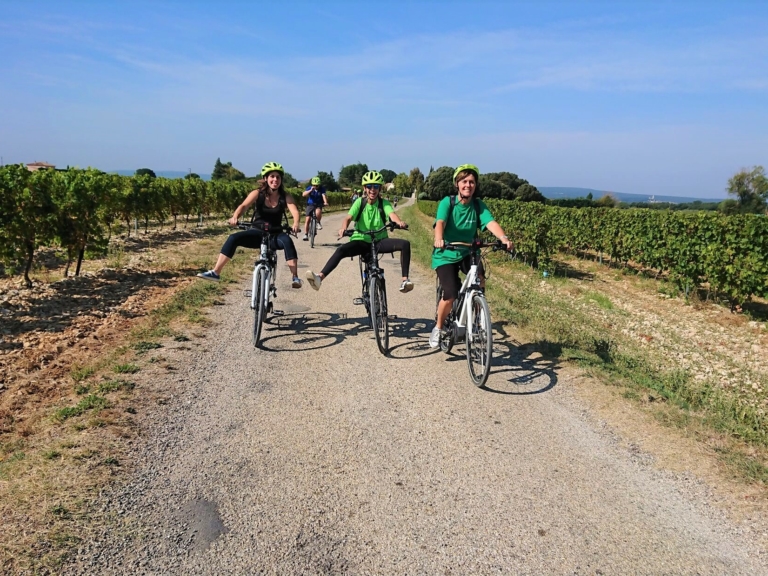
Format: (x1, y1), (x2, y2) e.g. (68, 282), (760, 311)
(485, 320), (560, 394)
(386, 316), (441, 360)
(433, 320), (560, 395)
(257, 311), (372, 352)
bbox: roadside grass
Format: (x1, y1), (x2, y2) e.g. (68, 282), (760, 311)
(0, 223), (255, 574)
(400, 203), (768, 485)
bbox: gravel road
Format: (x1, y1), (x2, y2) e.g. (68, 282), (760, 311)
(64, 205), (768, 575)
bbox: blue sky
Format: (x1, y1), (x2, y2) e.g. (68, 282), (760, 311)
(1, 1), (767, 198)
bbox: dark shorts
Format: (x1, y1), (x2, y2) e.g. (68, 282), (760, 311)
(305, 204), (323, 216)
(435, 255), (485, 301)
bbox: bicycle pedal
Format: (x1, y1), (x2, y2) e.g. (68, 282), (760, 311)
(352, 297), (365, 305)
(243, 290), (252, 298)
(272, 310), (284, 316)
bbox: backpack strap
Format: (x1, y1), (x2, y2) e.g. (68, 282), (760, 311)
(353, 197), (387, 224)
(434, 195), (481, 235)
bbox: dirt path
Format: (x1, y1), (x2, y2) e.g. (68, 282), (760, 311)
(63, 205), (768, 575)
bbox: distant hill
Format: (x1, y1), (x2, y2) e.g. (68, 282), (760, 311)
(110, 170), (212, 180)
(538, 187), (725, 204)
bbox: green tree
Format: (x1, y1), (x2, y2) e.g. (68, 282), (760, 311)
(0, 166), (56, 286)
(515, 183), (546, 203)
(316, 171), (339, 192)
(212, 158), (227, 180)
(282, 172), (299, 188)
(135, 168), (156, 178)
(485, 171), (525, 191)
(423, 166), (455, 200)
(339, 163), (369, 187)
(51, 169), (110, 276)
(727, 166), (768, 213)
(718, 199), (740, 215)
(596, 194), (618, 208)
(478, 175), (514, 199)
(184, 173), (201, 180)
(379, 169), (397, 183)
(392, 172), (410, 196)
(408, 167), (425, 196)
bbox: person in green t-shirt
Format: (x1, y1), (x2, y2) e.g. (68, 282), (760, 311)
(429, 164), (514, 348)
(306, 171), (413, 292)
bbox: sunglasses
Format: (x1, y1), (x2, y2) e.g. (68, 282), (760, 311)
(364, 184), (381, 191)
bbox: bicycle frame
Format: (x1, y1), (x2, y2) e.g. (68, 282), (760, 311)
(440, 240), (501, 343)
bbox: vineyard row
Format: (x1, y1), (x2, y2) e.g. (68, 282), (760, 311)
(0, 165), (351, 286)
(417, 199), (768, 308)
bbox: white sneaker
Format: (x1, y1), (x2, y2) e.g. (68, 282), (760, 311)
(291, 276), (302, 289)
(302, 234), (309, 241)
(317, 222), (323, 230)
(399, 279), (414, 293)
(429, 326), (442, 348)
(305, 270), (322, 290)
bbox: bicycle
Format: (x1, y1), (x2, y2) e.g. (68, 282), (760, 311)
(435, 239), (505, 387)
(238, 222), (294, 347)
(343, 221), (408, 356)
(307, 204), (322, 248)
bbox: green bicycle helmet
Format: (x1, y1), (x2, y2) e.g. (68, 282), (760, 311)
(311, 176), (321, 185)
(453, 164), (479, 183)
(361, 171), (384, 186)
(261, 161), (284, 178)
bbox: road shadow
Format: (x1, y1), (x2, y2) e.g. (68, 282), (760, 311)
(257, 311), (370, 352)
(256, 312), (438, 359)
(430, 320), (560, 395)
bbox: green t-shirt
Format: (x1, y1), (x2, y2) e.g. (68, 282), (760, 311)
(431, 196), (495, 269)
(348, 198), (394, 243)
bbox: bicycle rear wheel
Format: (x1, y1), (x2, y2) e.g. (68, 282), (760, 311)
(370, 276), (389, 355)
(466, 292), (493, 387)
(309, 216), (316, 248)
(252, 266), (269, 347)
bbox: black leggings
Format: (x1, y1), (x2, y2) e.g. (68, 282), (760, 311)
(320, 239), (411, 278)
(220, 229), (298, 261)
(436, 255), (485, 301)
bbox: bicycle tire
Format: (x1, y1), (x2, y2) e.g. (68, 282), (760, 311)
(309, 215), (316, 248)
(252, 266), (269, 347)
(466, 292), (493, 387)
(370, 275), (389, 355)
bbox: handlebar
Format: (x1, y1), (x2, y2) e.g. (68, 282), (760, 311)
(341, 221), (408, 238)
(442, 239), (508, 251)
(237, 222), (296, 236)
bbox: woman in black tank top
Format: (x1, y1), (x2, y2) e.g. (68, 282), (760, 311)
(195, 162), (303, 287)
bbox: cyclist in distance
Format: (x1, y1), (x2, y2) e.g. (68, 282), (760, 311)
(305, 170), (414, 293)
(302, 176), (329, 240)
(429, 164), (514, 348)
(196, 161), (304, 288)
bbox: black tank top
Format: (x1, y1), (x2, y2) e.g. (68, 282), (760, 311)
(252, 191), (286, 227)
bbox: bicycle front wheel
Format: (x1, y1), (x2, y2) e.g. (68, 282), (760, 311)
(466, 292), (493, 387)
(252, 266), (269, 347)
(309, 216), (316, 248)
(370, 276), (389, 355)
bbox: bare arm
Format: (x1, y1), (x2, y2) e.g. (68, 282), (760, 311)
(229, 189), (259, 226)
(338, 214), (353, 239)
(388, 211), (407, 229)
(285, 194), (301, 232)
(485, 220), (514, 251)
(434, 220), (446, 248)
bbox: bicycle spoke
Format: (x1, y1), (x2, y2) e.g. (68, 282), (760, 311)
(466, 293), (493, 387)
(370, 276), (389, 355)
